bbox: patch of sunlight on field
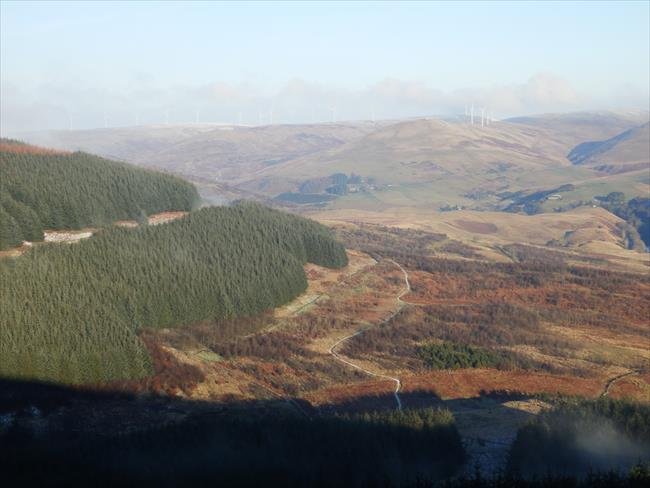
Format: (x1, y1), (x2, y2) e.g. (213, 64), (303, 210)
(196, 351), (223, 362)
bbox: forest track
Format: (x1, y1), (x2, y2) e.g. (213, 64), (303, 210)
(600, 370), (639, 397)
(327, 258), (411, 410)
(239, 255), (379, 340)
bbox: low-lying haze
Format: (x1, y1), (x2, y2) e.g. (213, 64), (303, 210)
(1, 1), (649, 134)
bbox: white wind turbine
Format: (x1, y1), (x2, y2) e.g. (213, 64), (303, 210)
(329, 102), (337, 123)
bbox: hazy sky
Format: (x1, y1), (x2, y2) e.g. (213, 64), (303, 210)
(1, 0), (649, 133)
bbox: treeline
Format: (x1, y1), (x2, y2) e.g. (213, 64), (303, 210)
(0, 203), (347, 384)
(508, 397), (650, 477)
(597, 192), (650, 250)
(1, 402), (465, 487)
(0, 146), (200, 249)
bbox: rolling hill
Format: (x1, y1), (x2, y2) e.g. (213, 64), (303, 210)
(16, 112), (650, 218)
(19, 122), (385, 181)
(246, 117), (570, 188)
(506, 110), (649, 150)
(567, 122), (650, 174)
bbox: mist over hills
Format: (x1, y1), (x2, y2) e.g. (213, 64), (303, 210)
(20, 122), (386, 180)
(505, 110), (649, 148)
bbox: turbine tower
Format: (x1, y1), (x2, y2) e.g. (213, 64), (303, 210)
(481, 107), (485, 128)
(470, 103), (474, 125)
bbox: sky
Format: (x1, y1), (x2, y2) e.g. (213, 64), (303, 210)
(1, 0), (649, 134)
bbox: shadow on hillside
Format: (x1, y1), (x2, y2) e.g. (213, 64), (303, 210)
(0, 378), (470, 487)
(0, 378), (536, 436)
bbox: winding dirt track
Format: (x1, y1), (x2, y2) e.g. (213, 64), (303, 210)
(328, 258), (411, 410)
(601, 370), (639, 397)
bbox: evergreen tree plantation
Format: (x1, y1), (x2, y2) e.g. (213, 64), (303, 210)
(0, 145), (199, 249)
(0, 203), (347, 384)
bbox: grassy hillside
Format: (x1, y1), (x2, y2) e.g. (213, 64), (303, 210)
(0, 203), (347, 384)
(240, 115), (649, 212)
(249, 118), (570, 188)
(0, 142), (200, 249)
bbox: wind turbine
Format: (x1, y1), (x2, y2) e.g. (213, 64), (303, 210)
(470, 103), (474, 125)
(329, 103), (337, 123)
(481, 107), (485, 128)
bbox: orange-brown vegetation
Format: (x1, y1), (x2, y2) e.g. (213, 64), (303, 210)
(607, 373), (650, 402)
(0, 142), (71, 155)
(454, 220), (498, 234)
(129, 224), (649, 414)
(109, 330), (206, 397)
(304, 379), (399, 411)
(402, 370), (604, 400)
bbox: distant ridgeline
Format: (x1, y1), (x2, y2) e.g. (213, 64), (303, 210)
(0, 203), (348, 384)
(0, 140), (199, 250)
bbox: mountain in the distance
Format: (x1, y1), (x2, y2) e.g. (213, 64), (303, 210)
(567, 122), (650, 174)
(247, 117), (571, 189)
(18, 122), (385, 181)
(15, 111), (650, 209)
(506, 110), (649, 150)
